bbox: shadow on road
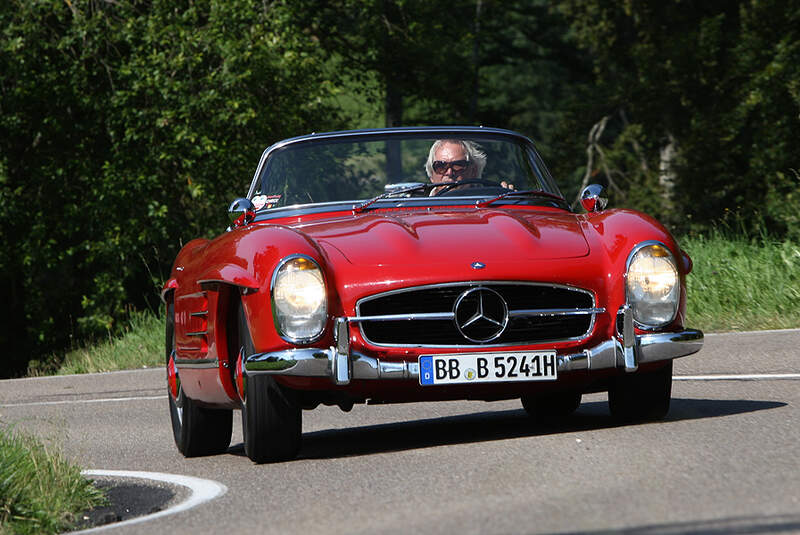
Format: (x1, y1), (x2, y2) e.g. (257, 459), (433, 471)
(230, 397), (785, 461)
(555, 513), (800, 534)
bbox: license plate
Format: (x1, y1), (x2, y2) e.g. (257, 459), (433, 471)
(419, 351), (558, 386)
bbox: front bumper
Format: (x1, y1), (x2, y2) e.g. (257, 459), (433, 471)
(245, 315), (704, 386)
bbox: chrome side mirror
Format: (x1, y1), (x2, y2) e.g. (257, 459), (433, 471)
(580, 184), (608, 212)
(228, 198), (255, 229)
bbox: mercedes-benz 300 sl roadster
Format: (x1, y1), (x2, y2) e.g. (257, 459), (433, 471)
(162, 127), (703, 463)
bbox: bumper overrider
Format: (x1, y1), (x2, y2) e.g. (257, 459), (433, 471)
(244, 307), (704, 386)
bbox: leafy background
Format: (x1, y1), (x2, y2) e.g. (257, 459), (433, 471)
(1, 0), (798, 377)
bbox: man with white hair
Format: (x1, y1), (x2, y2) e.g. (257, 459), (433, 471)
(425, 139), (487, 192)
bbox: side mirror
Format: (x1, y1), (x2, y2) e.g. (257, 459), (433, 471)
(580, 184), (608, 213)
(228, 198), (255, 229)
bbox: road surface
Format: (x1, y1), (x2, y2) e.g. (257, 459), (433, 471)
(1, 329), (799, 534)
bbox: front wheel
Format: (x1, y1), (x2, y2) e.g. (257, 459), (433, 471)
(608, 360), (673, 422)
(236, 300), (302, 463)
(166, 302), (233, 457)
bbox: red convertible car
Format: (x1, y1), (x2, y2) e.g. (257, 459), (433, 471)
(163, 127), (703, 463)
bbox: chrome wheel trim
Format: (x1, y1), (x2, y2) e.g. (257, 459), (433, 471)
(168, 350), (184, 426)
(235, 346), (247, 403)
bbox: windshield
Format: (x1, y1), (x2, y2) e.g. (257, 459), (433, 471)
(251, 130), (562, 211)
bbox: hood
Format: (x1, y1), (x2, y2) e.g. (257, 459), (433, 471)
(294, 208), (590, 266)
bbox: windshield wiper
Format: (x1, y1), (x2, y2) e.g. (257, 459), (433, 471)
(353, 183), (568, 214)
(475, 189), (568, 209)
(353, 183), (433, 213)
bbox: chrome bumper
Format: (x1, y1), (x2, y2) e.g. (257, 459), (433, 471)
(245, 316), (704, 386)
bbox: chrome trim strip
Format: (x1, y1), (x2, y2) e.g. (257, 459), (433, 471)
(190, 311), (208, 317)
(175, 357), (218, 369)
(246, 349), (331, 374)
(333, 318), (351, 385)
(620, 304), (637, 372)
(244, 325), (704, 379)
(348, 312), (455, 322)
(186, 331), (208, 337)
(177, 291), (207, 300)
(508, 307), (606, 318)
(252, 196), (561, 222)
(637, 329), (705, 363)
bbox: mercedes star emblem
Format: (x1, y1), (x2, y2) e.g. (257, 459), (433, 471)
(453, 287), (509, 343)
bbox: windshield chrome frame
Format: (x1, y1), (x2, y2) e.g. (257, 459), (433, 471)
(251, 195), (568, 223)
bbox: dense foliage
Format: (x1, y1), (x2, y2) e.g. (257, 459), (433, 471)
(556, 0), (800, 232)
(0, 0), (341, 375)
(1, 0), (798, 376)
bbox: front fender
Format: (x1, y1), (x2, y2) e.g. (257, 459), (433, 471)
(197, 264), (260, 291)
(581, 208), (688, 331)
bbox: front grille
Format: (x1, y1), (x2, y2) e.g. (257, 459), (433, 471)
(356, 282), (598, 347)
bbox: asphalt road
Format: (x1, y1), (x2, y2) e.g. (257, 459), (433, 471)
(1, 329), (799, 535)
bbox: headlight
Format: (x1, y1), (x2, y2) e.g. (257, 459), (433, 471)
(626, 243), (679, 327)
(271, 255), (327, 342)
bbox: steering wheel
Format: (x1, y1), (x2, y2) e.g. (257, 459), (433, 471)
(434, 179), (500, 196)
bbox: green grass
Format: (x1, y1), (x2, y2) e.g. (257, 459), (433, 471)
(683, 232), (800, 332)
(0, 426), (106, 535)
(28, 310), (164, 377)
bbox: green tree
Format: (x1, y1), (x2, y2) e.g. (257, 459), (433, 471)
(279, 0), (478, 127)
(280, 0), (589, 178)
(471, 1), (590, 161)
(0, 0), (339, 376)
(553, 0), (800, 232)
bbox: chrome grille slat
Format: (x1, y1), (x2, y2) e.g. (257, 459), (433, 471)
(349, 312), (455, 322)
(508, 308), (605, 317)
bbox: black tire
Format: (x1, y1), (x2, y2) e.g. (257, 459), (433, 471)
(521, 391), (582, 425)
(166, 302), (233, 457)
(608, 360), (673, 422)
(237, 301), (302, 463)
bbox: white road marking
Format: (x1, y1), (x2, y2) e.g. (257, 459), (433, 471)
(69, 470), (227, 534)
(674, 373), (800, 381)
(2, 368), (162, 383)
(0, 395), (167, 408)
(4, 371), (800, 410)
(705, 327), (800, 336)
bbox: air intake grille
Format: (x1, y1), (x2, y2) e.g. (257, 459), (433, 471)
(356, 283), (597, 347)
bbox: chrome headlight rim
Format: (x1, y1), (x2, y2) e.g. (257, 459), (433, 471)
(625, 240), (680, 330)
(270, 254), (328, 344)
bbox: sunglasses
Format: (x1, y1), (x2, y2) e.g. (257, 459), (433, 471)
(432, 160), (470, 174)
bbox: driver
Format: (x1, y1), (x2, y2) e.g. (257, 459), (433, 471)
(424, 139), (487, 194)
